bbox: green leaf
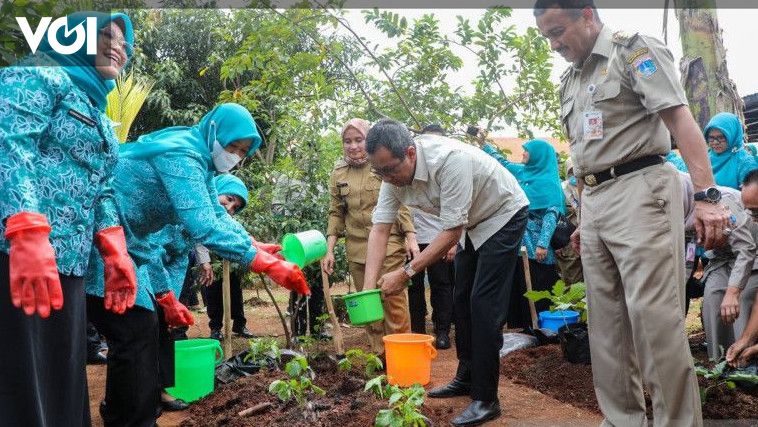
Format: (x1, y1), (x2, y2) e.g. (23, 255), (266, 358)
(552, 280), (567, 297)
(524, 290), (551, 303)
(375, 409), (395, 427)
(726, 381), (737, 390)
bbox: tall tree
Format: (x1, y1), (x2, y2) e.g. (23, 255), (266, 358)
(673, 0), (744, 128)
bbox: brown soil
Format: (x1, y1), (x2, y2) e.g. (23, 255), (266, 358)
(180, 367), (451, 427)
(501, 330), (758, 420)
(88, 283), (602, 426)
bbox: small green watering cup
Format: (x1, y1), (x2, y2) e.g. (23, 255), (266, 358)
(343, 289), (384, 325)
(280, 230), (327, 268)
(166, 338), (224, 403)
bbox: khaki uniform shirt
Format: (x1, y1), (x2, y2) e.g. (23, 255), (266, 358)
(559, 25), (688, 179)
(326, 160), (414, 264)
(372, 135), (529, 250)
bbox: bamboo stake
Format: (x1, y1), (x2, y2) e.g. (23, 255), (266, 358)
(222, 260), (233, 358)
(321, 271), (344, 355)
(521, 247), (538, 330)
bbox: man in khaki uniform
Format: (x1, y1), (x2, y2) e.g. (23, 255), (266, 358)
(555, 158), (584, 285)
(322, 119), (414, 354)
(535, 1), (730, 426)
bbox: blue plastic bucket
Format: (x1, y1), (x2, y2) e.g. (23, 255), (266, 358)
(538, 310), (580, 333)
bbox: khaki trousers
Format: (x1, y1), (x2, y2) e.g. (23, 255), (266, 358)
(555, 243), (584, 285)
(349, 255), (411, 354)
(581, 164), (702, 427)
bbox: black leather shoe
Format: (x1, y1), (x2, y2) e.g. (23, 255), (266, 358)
(435, 333), (451, 350)
(232, 327), (257, 339)
(427, 378), (471, 398)
(210, 329), (223, 341)
(161, 398), (189, 412)
(87, 351), (107, 365)
(451, 400), (501, 426)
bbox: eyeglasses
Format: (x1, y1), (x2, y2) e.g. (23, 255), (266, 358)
(371, 160), (403, 177)
(707, 135), (727, 144)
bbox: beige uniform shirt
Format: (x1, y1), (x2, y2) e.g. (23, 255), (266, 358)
(559, 25), (688, 179)
(372, 135), (529, 250)
(326, 160), (414, 264)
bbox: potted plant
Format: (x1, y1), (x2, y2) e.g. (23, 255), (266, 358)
(525, 281), (590, 364)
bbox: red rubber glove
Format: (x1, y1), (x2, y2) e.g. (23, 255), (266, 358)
(251, 237), (282, 255)
(95, 226), (137, 314)
(4, 212), (62, 318)
(156, 291), (194, 327)
(250, 250), (310, 295)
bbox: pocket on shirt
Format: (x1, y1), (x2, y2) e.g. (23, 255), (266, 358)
(591, 81), (621, 103)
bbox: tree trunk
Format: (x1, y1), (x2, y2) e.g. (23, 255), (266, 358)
(674, 1), (744, 129)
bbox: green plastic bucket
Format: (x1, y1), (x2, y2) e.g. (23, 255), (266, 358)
(280, 230), (327, 268)
(166, 338), (224, 403)
(343, 289), (384, 325)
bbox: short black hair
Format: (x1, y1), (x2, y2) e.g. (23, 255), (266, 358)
(421, 124), (445, 135)
(742, 168), (758, 187)
(366, 119), (415, 160)
(533, 0), (597, 18)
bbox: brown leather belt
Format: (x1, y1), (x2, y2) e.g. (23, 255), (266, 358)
(582, 155), (665, 187)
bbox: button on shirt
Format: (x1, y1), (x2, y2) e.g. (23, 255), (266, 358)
(559, 25), (688, 178)
(372, 135), (529, 250)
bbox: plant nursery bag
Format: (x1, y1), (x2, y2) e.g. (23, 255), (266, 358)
(558, 323), (591, 365)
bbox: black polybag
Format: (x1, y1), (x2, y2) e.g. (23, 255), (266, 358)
(558, 323), (591, 365)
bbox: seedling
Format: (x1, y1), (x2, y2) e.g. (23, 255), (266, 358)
(525, 280), (587, 322)
(695, 359), (736, 402)
(375, 383), (427, 427)
(338, 348), (384, 378)
(268, 356), (325, 410)
(244, 337), (281, 367)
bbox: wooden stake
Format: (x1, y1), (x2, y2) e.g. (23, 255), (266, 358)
(321, 271), (344, 355)
(521, 247), (538, 330)
(222, 260), (232, 358)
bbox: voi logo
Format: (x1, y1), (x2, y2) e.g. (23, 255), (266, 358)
(16, 17), (98, 55)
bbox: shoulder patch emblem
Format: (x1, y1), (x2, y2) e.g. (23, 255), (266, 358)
(626, 47), (649, 64)
(634, 55), (657, 78)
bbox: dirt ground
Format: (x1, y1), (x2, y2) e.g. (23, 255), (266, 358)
(86, 282), (603, 426)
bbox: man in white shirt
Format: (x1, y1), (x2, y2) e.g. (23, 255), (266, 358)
(362, 119), (529, 426)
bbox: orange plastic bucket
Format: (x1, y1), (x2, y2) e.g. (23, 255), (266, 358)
(383, 333), (438, 386)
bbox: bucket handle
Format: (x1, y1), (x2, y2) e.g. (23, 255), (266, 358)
(426, 341), (437, 360)
(212, 341), (225, 365)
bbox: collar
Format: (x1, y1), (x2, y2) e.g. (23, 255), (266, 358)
(572, 25), (612, 71)
(412, 138), (430, 183)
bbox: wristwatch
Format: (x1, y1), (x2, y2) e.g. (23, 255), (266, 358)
(694, 187), (722, 204)
(402, 262), (417, 278)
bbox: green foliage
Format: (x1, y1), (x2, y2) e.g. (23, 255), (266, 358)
(694, 358), (737, 402)
(367, 378), (427, 427)
(244, 337), (281, 367)
(338, 348), (384, 378)
(525, 280), (587, 322)
(268, 356), (325, 409)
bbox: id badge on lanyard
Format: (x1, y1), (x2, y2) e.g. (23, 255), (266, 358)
(583, 84), (603, 142)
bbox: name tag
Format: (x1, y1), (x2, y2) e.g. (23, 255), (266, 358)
(583, 110), (603, 141)
(67, 109), (97, 127)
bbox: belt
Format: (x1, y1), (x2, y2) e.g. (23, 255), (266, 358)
(582, 155), (665, 187)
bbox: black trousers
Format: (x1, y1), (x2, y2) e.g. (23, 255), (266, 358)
(289, 274), (324, 337)
(203, 269), (246, 331)
(453, 207), (527, 401)
(87, 296), (174, 427)
(408, 243), (455, 335)
(507, 258), (561, 330)
(0, 253), (90, 427)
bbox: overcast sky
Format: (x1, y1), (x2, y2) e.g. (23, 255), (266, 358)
(342, 8), (758, 135)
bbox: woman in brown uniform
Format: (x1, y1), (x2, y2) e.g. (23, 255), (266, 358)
(321, 118), (415, 354)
